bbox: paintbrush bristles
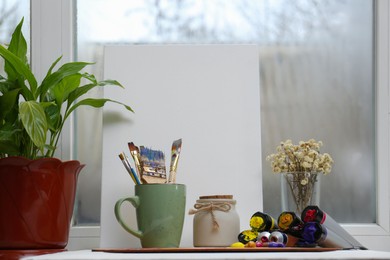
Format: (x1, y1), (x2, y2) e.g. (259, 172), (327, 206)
(128, 142), (143, 183)
(168, 139), (182, 183)
(140, 146), (165, 166)
(124, 139), (182, 184)
(139, 146), (167, 184)
(118, 152), (139, 184)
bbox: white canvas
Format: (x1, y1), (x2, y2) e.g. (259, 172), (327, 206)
(101, 45), (262, 248)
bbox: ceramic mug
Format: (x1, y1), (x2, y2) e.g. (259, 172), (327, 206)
(114, 183), (186, 248)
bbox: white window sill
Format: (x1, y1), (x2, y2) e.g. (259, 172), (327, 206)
(21, 249), (390, 260)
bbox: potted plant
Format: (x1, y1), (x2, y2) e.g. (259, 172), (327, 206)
(0, 18), (133, 249)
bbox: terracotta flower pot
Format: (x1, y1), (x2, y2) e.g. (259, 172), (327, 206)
(0, 156), (84, 249)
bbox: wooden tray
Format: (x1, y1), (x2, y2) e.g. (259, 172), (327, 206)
(92, 247), (342, 253)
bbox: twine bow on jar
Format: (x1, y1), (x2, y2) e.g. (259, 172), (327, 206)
(189, 202), (232, 230)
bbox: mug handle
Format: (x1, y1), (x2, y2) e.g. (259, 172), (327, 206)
(114, 197), (143, 238)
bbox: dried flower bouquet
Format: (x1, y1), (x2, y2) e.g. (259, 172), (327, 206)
(266, 139), (334, 214)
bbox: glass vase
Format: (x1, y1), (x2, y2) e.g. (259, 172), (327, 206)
(281, 172), (320, 217)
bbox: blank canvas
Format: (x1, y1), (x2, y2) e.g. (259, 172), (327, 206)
(101, 45), (262, 248)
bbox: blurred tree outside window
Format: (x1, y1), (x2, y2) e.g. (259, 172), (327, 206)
(75, 0), (374, 225)
(0, 0), (30, 75)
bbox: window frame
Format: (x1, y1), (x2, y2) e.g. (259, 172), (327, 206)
(30, 0), (390, 251)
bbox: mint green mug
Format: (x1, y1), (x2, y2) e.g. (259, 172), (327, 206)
(115, 183), (186, 248)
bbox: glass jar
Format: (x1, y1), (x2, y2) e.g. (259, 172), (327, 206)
(190, 195), (240, 247)
(281, 172), (320, 216)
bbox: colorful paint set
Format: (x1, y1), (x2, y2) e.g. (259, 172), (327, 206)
(231, 205), (366, 249)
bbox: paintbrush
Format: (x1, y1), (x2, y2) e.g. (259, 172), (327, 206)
(139, 146), (167, 183)
(168, 138), (182, 183)
(118, 152), (141, 185)
(128, 142), (143, 183)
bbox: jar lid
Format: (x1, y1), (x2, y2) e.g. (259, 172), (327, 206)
(199, 195), (233, 199)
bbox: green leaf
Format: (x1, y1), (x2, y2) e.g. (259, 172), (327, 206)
(4, 18), (28, 80)
(0, 123), (22, 156)
(39, 61), (92, 100)
(51, 74), (82, 106)
(45, 56), (63, 78)
(98, 79), (124, 88)
(0, 141), (20, 156)
(67, 83), (97, 106)
(0, 44), (37, 97)
(19, 101), (48, 151)
(81, 73), (98, 84)
(0, 124), (21, 141)
(65, 98), (133, 120)
(8, 18), (28, 62)
(0, 88), (20, 120)
(45, 104), (62, 131)
(67, 79), (124, 107)
(0, 78), (13, 92)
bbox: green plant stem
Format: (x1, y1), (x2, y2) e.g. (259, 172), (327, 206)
(47, 124), (63, 158)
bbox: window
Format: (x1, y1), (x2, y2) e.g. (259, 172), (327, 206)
(30, 0), (390, 251)
(75, 0), (374, 225)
